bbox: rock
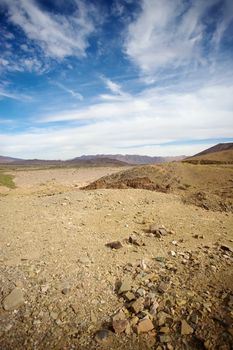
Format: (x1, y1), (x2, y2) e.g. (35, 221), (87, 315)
(112, 310), (126, 322)
(41, 284), (49, 293)
(3, 288), (24, 311)
(140, 259), (147, 270)
(130, 316), (139, 327)
(61, 287), (69, 295)
(150, 300), (159, 317)
(159, 326), (170, 333)
(95, 329), (112, 344)
(170, 250), (176, 257)
(129, 235), (141, 246)
(61, 284), (70, 295)
(158, 282), (169, 293)
(124, 291), (135, 301)
(112, 319), (129, 334)
(149, 225), (168, 237)
(159, 334), (171, 343)
(89, 310), (97, 323)
(220, 244), (233, 253)
(106, 241), (123, 249)
(119, 278), (132, 294)
(131, 297), (144, 314)
(157, 311), (170, 326)
(137, 319), (154, 334)
(159, 228), (168, 236)
(181, 320), (194, 335)
(154, 257), (166, 263)
(137, 288), (146, 297)
(50, 311), (58, 320)
(79, 257), (91, 265)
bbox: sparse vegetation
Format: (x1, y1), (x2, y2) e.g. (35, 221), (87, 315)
(0, 170), (15, 188)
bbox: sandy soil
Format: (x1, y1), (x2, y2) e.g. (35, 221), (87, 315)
(0, 167), (233, 349)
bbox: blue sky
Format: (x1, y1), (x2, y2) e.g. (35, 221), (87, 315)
(0, 0), (233, 159)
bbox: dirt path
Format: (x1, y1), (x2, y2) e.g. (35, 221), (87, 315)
(0, 168), (232, 349)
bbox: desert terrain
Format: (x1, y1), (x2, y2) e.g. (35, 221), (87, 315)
(0, 161), (233, 350)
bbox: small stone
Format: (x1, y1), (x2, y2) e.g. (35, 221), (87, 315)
(119, 278), (132, 294)
(170, 250), (176, 257)
(140, 259), (147, 270)
(124, 291), (135, 301)
(112, 319), (129, 334)
(131, 297), (144, 314)
(50, 311), (58, 320)
(3, 288), (24, 311)
(137, 288), (146, 297)
(171, 240), (178, 245)
(150, 300), (159, 317)
(158, 282), (169, 293)
(106, 241), (123, 249)
(95, 329), (112, 344)
(154, 257), (166, 263)
(159, 228), (168, 236)
(181, 320), (193, 335)
(137, 319), (154, 334)
(41, 285), (49, 293)
(112, 310), (126, 322)
(160, 326), (170, 334)
(61, 286), (70, 295)
(157, 312), (170, 326)
(79, 257), (91, 265)
(130, 316), (139, 327)
(129, 235), (141, 246)
(90, 310), (97, 323)
(159, 335), (171, 343)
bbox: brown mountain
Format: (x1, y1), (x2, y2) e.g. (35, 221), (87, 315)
(0, 156), (23, 163)
(185, 142), (233, 164)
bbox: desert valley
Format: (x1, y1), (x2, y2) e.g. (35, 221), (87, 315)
(0, 143), (233, 350)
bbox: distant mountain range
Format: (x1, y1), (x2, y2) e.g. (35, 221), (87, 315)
(0, 154), (186, 165)
(71, 154), (186, 165)
(1, 143), (232, 166)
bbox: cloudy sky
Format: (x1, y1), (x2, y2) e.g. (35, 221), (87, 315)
(0, 0), (233, 159)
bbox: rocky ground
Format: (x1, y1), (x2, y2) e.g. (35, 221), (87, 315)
(0, 166), (233, 349)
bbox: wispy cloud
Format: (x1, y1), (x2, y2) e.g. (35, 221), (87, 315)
(0, 84), (32, 101)
(53, 82), (84, 101)
(125, 0), (233, 76)
(3, 0), (97, 60)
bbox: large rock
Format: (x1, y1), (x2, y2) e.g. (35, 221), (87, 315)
(3, 288), (24, 311)
(112, 319), (129, 334)
(119, 278), (132, 294)
(181, 320), (193, 335)
(137, 319), (154, 334)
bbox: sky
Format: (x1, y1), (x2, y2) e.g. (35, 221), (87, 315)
(0, 0), (233, 159)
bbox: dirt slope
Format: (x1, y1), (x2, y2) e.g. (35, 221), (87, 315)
(185, 143), (233, 164)
(84, 162), (233, 212)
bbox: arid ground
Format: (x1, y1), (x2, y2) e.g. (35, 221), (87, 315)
(0, 165), (233, 349)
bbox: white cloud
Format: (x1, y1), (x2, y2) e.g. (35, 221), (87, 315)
(125, 0), (232, 74)
(1, 77), (232, 159)
(53, 82), (83, 100)
(3, 0), (97, 59)
(101, 76), (123, 95)
(0, 86), (32, 101)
